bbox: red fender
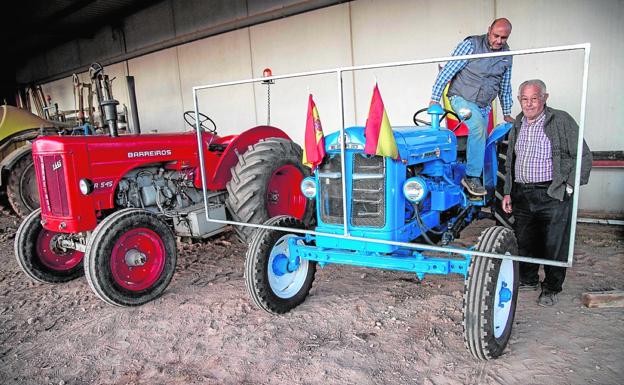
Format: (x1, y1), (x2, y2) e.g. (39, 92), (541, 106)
(201, 126), (291, 190)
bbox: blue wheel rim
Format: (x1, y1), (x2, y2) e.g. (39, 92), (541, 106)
(493, 257), (514, 338)
(268, 234), (309, 299)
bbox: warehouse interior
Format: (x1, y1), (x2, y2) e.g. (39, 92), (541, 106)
(1, 0), (622, 215)
(0, 1), (623, 384)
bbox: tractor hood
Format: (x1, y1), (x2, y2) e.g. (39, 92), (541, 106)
(0, 105), (61, 143)
(324, 126), (456, 162)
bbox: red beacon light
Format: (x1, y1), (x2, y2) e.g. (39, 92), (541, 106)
(262, 68), (274, 84)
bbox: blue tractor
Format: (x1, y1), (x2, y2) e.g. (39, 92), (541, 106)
(244, 104), (518, 360)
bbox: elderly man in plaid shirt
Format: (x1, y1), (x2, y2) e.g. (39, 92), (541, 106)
(502, 79), (592, 307)
(430, 18), (515, 196)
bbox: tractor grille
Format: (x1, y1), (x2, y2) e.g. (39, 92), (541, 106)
(37, 154), (70, 216)
(351, 154), (385, 227)
(318, 153), (386, 228)
(319, 155), (344, 225)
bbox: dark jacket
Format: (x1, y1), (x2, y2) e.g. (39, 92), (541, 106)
(504, 106), (592, 201)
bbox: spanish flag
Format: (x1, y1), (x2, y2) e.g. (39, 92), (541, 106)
(302, 94), (326, 170)
(364, 84), (399, 160)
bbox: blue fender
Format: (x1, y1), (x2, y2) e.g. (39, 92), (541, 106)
(483, 122), (512, 190)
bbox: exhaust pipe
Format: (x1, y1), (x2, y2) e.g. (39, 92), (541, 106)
(126, 76), (141, 134)
(90, 63), (119, 137)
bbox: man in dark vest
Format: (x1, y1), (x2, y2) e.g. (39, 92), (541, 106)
(430, 18), (514, 196)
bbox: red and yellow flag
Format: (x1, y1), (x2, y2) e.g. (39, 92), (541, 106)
(302, 94), (326, 170)
(364, 84), (398, 159)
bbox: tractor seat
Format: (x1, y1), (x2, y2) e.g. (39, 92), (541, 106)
(208, 143), (227, 152)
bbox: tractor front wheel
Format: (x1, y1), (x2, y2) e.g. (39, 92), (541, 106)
(84, 209), (177, 306)
(14, 209), (84, 283)
(7, 154), (40, 218)
(463, 226), (519, 360)
(226, 138), (312, 242)
(245, 216), (316, 314)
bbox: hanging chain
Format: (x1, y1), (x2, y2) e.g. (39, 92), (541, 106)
(267, 83), (271, 126)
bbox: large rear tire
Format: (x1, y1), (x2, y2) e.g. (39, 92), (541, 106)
(226, 138), (313, 242)
(84, 209), (177, 306)
(463, 226), (519, 360)
(493, 139), (514, 229)
(7, 154), (40, 218)
(14, 209), (84, 283)
(245, 216), (316, 314)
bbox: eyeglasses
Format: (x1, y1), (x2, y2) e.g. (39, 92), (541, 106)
(519, 96), (542, 104)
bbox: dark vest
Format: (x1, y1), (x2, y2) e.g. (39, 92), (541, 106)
(447, 34), (512, 108)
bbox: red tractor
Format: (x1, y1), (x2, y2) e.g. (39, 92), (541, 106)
(14, 110), (312, 306)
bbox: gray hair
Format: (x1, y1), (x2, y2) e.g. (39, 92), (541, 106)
(518, 79), (547, 96)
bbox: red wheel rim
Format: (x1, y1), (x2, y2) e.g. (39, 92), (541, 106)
(266, 164), (306, 219)
(110, 228), (165, 291)
(36, 230), (83, 271)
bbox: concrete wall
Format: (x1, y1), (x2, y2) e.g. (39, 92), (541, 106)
(38, 0), (624, 213)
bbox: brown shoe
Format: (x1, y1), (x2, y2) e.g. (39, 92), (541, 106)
(461, 177), (487, 196)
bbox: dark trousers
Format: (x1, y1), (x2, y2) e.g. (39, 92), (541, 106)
(512, 183), (573, 293)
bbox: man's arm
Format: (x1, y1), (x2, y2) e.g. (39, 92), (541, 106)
(499, 65), (514, 122)
(561, 113), (593, 187)
(430, 39), (473, 103)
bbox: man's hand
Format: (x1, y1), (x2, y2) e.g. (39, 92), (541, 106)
(503, 115), (514, 123)
(502, 195), (512, 214)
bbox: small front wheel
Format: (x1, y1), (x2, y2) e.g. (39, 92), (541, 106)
(84, 209), (177, 306)
(463, 226), (519, 360)
(245, 216), (316, 314)
(14, 209), (84, 283)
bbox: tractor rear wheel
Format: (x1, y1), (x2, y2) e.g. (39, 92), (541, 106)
(14, 209), (84, 283)
(463, 226), (518, 360)
(84, 208), (177, 306)
(493, 139), (514, 229)
(245, 215), (316, 314)
(7, 154), (40, 218)
(226, 138), (312, 242)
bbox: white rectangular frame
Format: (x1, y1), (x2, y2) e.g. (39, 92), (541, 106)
(192, 43), (590, 268)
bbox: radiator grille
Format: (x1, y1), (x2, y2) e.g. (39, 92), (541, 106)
(319, 155), (343, 225)
(318, 153), (386, 228)
(37, 154), (70, 216)
(351, 154), (385, 227)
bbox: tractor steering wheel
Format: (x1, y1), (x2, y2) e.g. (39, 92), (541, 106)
(413, 108), (462, 131)
(184, 111), (217, 133)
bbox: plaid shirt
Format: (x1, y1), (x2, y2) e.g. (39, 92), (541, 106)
(514, 111), (552, 183)
(431, 39), (513, 116)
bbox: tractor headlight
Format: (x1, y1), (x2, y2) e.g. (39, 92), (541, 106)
(79, 178), (94, 195)
(403, 177), (428, 203)
(300, 177), (317, 199)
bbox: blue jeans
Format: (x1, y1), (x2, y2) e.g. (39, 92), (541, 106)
(449, 95), (488, 177)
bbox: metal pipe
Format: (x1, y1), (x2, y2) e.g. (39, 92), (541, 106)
(193, 43), (592, 269)
(337, 70), (349, 236)
(193, 44), (591, 91)
(126, 76), (141, 134)
(566, 44), (591, 266)
(592, 160), (624, 168)
(577, 217), (624, 226)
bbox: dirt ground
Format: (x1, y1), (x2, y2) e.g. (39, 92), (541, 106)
(0, 209), (622, 385)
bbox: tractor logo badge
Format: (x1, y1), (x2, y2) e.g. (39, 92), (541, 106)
(128, 149), (172, 158)
(52, 160), (62, 171)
